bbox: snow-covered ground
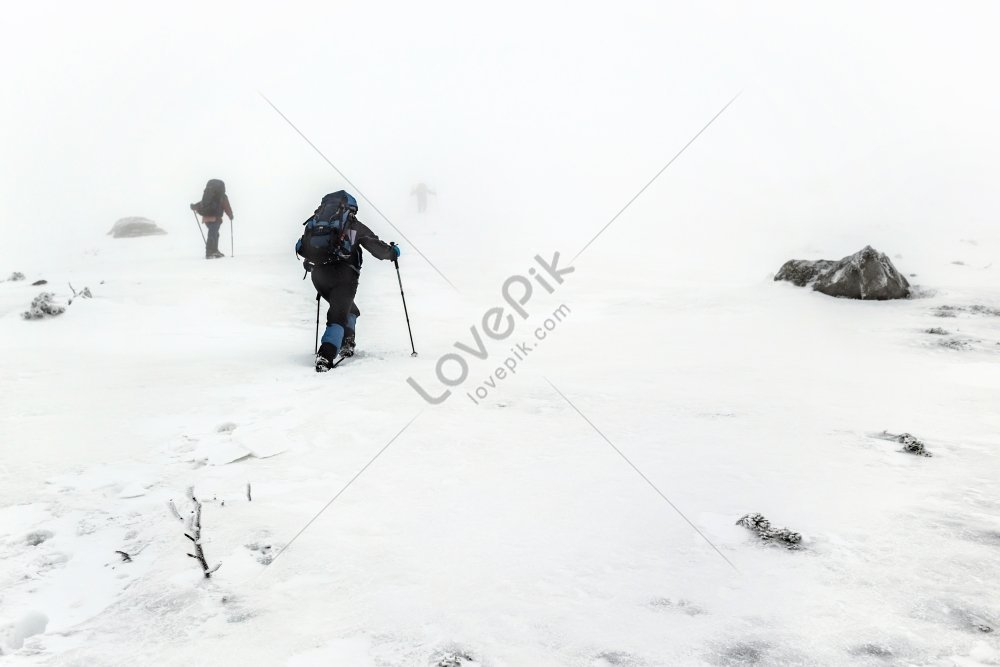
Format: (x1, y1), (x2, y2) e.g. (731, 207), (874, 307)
(1, 222), (998, 666)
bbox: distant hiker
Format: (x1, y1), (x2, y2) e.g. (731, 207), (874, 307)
(296, 190), (400, 372)
(190, 179), (234, 259)
(410, 182), (435, 213)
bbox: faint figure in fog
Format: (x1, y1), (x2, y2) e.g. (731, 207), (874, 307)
(410, 182), (436, 213)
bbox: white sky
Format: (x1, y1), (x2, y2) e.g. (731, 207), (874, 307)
(1, 1), (998, 275)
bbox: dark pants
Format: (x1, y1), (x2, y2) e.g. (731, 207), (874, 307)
(311, 263), (360, 357)
(205, 221), (222, 256)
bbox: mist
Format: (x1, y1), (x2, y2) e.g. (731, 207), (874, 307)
(3, 1), (998, 286)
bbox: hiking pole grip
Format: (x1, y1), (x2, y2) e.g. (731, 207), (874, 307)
(393, 256), (417, 357)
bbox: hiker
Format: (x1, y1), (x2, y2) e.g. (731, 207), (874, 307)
(190, 179), (234, 259)
(410, 182), (435, 213)
(296, 190), (400, 372)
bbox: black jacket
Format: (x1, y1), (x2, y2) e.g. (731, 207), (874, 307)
(348, 218), (396, 269)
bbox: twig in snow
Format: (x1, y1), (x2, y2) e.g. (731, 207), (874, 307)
(168, 500), (184, 522)
(115, 550), (132, 562)
(180, 489), (221, 578)
(67, 283), (93, 304)
(246, 482), (252, 502)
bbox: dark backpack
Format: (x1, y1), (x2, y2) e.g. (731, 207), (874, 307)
(196, 179), (226, 217)
(298, 191), (359, 266)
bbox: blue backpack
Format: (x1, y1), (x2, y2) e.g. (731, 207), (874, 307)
(298, 191), (359, 266)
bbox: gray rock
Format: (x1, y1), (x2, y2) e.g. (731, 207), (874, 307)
(775, 246), (910, 300)
(773, 259), (836, 287)
(108, 217), (167, 238)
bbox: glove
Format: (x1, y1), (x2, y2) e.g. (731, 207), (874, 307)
(190, 203), (198, 211)
(390, 242), (400, 259)
(302, 261), (312, 273)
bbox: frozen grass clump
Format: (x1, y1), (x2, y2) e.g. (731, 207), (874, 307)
(21, 292), (65, 320)
(431, 646), (478, 667)
(877, 431), (933, 457)
(736, 513), (802, 549)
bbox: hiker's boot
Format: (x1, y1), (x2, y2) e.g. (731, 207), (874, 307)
(341, 334), (356, 358)
(315, 342), (338, 372)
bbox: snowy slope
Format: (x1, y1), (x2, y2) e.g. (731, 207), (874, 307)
(1, 227), (999, 666)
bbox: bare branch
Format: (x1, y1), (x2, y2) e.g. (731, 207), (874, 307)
(186, 493), (217, 578)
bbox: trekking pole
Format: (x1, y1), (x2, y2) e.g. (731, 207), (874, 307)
(229, 218), (235, 258)
(392, 248), (417, 357)
(314, 293), (321, 355)
(192, 211), (206, 244)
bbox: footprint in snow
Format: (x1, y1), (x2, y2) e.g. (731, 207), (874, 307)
(594, 650), (643, 666)
(707, 641), (771, 666)
(25, 530), (53, 547)
(649, 597), (705, 616)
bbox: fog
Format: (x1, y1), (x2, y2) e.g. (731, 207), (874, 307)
(2, 1), (999, 284)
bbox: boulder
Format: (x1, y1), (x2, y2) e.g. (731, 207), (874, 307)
(775, 246), (910, 300)
(108, 217), (167, 238)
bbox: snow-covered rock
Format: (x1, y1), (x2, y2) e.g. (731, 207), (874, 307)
(107, 217), (167, 238)
(775, 246), (910, 300)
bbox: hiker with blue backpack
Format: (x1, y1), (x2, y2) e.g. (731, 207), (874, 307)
(296, 190), (400, 372)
